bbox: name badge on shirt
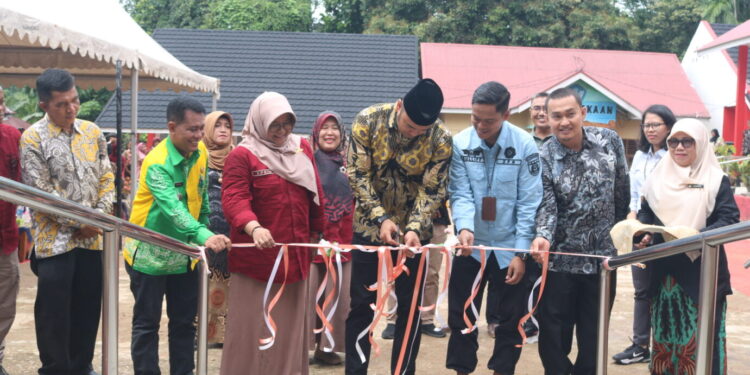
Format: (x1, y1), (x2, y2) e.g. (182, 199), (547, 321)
(481, 196), (496, 221)
(252, 169), (273, 177)
(687, 184), (704, 189)
(495, 159), (521, 166)
(461, 149), (484, 163)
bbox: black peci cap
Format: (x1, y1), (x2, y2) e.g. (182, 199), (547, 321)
(403, 78), (444, 126)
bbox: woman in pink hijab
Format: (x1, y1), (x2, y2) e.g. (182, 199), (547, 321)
(220, 92), (325, 374)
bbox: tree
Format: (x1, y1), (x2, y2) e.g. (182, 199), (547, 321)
(4, 86), (112, 124)
(4, 86), (43, 124)
(404, 0), (497, 44)
(318, 0), (366, 33)
(78, 88), (112, 122)
(624, 0), (702, 55)
(702, 0), (737, 23)
(205, 0), (312, 31)
(324, 0), (635, 50)
(319, 0), (717, 55)
(127, 0), (313, 33)
(475, 0), (633, 50)
(129, 0), (211, 33)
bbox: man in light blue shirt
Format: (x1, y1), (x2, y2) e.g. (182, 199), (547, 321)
(446, 81), (542, 375)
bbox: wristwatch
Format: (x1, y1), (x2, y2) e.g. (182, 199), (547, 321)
(515, 252), (529, 261)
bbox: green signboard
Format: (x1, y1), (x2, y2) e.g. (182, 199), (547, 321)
(569, 81), (617, 124)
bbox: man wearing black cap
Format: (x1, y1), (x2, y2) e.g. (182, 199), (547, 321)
(345, 78), (452, 375)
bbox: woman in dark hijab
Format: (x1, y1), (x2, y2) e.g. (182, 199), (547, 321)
(308, 111), (354, 365)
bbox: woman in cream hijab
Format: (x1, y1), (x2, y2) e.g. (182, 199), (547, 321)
(202, 111), (234, 347)
(638, 118), (738, 375)
(220, 92), (325, 375)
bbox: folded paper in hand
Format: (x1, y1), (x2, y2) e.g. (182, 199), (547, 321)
(610, 219), (701, 262)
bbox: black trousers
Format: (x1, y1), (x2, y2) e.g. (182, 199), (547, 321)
(487, 258), (540, 325)
(33, 248), (102, 375)
(537, 271), (616, 375)
(126, 263), (199, 375)
(484, 260), (501, 325)
(446, 254), (526, 374)
(345, 235), (425, 375)
(631, 265), (651, 346)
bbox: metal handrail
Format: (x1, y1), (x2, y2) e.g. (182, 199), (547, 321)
(718, 156), (750, 165)
(596, 219), (750, 374)
(603, 220), (750, 270)
(0, 176), (210, 375)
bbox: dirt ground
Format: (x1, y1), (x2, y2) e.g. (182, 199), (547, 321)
(4, 252), (750, 375)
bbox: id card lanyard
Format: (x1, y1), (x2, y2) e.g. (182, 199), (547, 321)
(481, 146), (500, 221)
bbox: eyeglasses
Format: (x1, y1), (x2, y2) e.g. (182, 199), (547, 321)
(269, 120), (294, 131)
(667, 137), (695, 149)
(531, 105), (545, 112)
(641, 122), (664, 130)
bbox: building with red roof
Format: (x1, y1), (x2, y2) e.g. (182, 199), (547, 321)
(421, 42), (709, 157)
(683, 21), (749, 152)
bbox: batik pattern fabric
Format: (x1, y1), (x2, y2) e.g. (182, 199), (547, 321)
(207, 269), (228, 344)
(206, 167), (229, 344)
(19, 117), (115, 258)
(651, 275), (727, 375)
(347, 102), (452, 242)
(206, 167), (230, 277)
(535, 126), (629, 274)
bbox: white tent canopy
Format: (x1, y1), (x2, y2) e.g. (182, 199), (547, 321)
(0, 0), (220, 93)
(0, 8), (219, 371)
(0, 0), (222, 220)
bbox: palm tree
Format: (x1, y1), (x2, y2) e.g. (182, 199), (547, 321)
(702, 0), (737, 23)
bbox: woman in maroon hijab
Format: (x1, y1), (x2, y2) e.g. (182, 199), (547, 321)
(308, 111), (354, 366)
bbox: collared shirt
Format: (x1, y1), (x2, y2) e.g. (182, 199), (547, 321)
(449, 122), (542, 268)
(123, 137), (213, 274)
(347, 102), (452, 243)
(629, 148), (667, 212)
(535, 126), (629, 274)
(0, 123), (21, 255)
(532, 127), (553, 149)
(19, 116), (114, 258)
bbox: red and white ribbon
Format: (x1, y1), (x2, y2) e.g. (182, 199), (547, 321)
(230, 241), (610, 359)
(258, 244), (289, 350)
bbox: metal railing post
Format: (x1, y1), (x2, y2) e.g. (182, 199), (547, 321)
(0, 177), (208, 374)
(129, 68), (139, 206)
(102, 228), (120, 375)
(196, 260), (209, 375)
(596, 269), (612, 375)
(695, 241), (720, 373)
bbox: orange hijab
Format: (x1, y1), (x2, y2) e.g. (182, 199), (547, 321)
(203, 111), (235, 171)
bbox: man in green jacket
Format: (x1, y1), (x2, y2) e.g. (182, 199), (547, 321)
(124, 96), (230, 375)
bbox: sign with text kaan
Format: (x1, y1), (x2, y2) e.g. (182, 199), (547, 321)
(569, 82), (617, 124)
(584, 101), (617, 124)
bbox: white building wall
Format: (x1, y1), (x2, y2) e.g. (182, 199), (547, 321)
(682, 22), (738, 135)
